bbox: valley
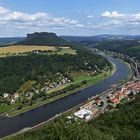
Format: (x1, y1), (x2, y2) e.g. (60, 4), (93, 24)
(0, 33), (112, 117)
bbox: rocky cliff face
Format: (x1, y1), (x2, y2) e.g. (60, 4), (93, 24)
(17, 32), (68, 46)
(27, 32), (57, 39)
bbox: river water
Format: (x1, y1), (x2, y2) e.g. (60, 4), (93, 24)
(0, 55), (131, 138)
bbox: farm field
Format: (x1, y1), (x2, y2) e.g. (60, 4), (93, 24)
(0, 45), (56, 54)
(0, 45), (76, 56)
(57, 47), (77, 55)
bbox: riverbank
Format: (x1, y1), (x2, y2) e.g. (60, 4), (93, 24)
(4, 93), (140, 140)
(4, 65), (115, 117)
(2, 59), (132, 140)
(0, 52), (116, 117)
(0, 55), (131, 139)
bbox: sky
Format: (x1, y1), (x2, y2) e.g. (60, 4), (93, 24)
(0, 0), (140, 37)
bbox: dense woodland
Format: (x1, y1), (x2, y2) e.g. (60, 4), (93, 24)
(0, 45), (110, 94)
(87, 39), (140, 59)
(5, 95), (140, 140)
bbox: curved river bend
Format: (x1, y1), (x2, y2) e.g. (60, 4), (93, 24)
(0, 55), (131, 138)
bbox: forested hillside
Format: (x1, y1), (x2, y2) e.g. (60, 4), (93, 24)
(0, 45), (110, 94)
(89, 39), (140, 59)
(0, 37), (24, 46)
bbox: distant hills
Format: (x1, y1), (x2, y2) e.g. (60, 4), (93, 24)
(17, 32), (68, 46)
(0, 37), (24, 46)
(1, 34), (140, 47)
(62, 35), (140, 42)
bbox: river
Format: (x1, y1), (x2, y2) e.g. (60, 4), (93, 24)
(0, 55), (131, 138)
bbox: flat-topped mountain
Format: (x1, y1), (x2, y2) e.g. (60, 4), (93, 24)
(27, 32), (58, 39)
(17, 32), (68, 46)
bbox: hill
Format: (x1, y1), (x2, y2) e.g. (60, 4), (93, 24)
(0, 43), (111, 116)
(88, 39), (140, 59)
(0, 37), (24, 46)
(64, 35), (140, 60)
(18, 32), (68, 46)
(0, 46), (110, 94)
(62, 35), (140, 42)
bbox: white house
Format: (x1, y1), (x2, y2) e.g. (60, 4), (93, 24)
(11, 99), (15, 104)
(3, 93), (9, 99)
(74, 109), (92, 120)
(14, 93), (19, 99)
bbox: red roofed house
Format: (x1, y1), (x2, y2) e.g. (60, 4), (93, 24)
(110, 98), (120, 107)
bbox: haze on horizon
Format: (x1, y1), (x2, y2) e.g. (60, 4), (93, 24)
(0, 0), (140, 37)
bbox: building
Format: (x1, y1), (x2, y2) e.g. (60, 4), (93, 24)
(110, 98), (120, 107)
(14, 93), (19, 99)
(3, 93), (9, 99)
(74, 109), (92, 120)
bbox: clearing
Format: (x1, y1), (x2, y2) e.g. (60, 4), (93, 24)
(0, 45), (55, 55)
(0, 45), (76, 56)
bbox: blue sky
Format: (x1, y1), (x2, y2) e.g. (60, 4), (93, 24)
(0, 0), (140, 37)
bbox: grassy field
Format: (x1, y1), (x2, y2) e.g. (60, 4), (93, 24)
(0, 45), (76, 56)
(0, 45), (56, 55)
(57, 47), (76, 55)
(17, 80), (36, 93)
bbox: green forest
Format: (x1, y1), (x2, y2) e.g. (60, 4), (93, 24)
(0, 45), (110, 94)
(5, 95), (140, 140)
(90, 39), (140, 59)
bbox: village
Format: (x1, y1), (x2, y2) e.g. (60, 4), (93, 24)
(72, 48), (140, 121)
(73, 79), (140, 121)
(2, 72), (72, 105)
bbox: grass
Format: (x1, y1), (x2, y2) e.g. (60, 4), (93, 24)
(0, 45), (76, 55)
(0, 104), (17, 114)
(0, 45), (77, 58)
(0, 45), (56, 55)
(17, 80), (37, 93)
(57, 47), (76, 55)
(129, 45), (140, 50)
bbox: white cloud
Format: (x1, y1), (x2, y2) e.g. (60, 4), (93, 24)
(0, 6), (83, 36)
(0, 7), (79, 26)
(76, 24), (85, 27)
(0, 6), (9, 14)
(101, 11), (140, 25)
(101, 11), (124, 18)
(87, 15), (94, 19)
(0, 6), (140, 36)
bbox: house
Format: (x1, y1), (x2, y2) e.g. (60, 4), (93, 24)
(95, 99), (102, 106)
(118, 92), (125, 101)
(111, 98), (120, 104)
(74, 108), (92, 120)
(110, 98), (120, 107)
(35, 90), (39, 94)
(25, 92), (33, 99)
(3, 93), (9, 99)
(11, 99), (15, 104)
(108, 94), (115, 100)
(14, 93), (19, 99)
